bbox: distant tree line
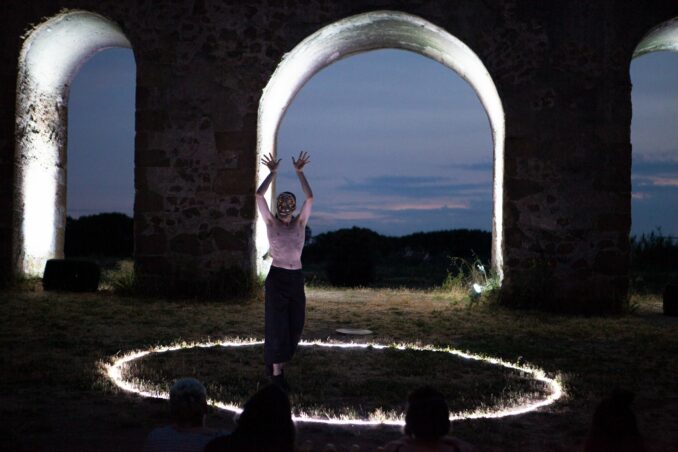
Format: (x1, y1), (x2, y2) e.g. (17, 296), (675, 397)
(630, 230), (678, 272)
(302, 227), (492, 287)
(304, 227), (491, 262)
(63, 213), (678, 289)
(65, 213), (133, 257)
(629, 229), (678, 291)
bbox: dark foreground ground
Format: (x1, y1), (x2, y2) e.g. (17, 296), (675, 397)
(1, 286), (677, 451)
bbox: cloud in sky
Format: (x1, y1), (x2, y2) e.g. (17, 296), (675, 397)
(443, 161), (493, 171)
(387, 201), (469, 210)
(632, 186), (678, 235)
(632, 154), (678, 194)
(650, 177), (678, 187)
(630, 153), (678, 235)
(338, 175), (490, 199)
(633, 156), (678, 175)
(310, 201), (491, 236)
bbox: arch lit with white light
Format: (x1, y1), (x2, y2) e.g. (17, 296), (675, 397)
(14, 10), (133, 276)
(255, 10), (505, 279)
(105, 338), (563, 425)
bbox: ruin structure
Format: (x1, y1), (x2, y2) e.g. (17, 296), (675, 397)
(2, 0), (677, 313)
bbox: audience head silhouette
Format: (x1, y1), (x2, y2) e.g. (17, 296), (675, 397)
(169, 377), (208, 427)
(584, 388), (645, 452)
(404, 386), (451, 442)
(231, 384), (295, 452)
(144, 377), (222, 452)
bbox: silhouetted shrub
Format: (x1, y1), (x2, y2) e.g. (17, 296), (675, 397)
(630, 230), (678, 272)
(395, 229), (491, 264)
(630, 230), (678, 292)
(102, 260), (135, 295)
(65, 213), (133, 257)
(324, 227), (378, 287)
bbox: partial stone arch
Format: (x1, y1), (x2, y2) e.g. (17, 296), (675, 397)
(255, 10), (505, 279)
(628, 15), (678, 248)
(14, 10), (133, 276)
(634, 16), (678, 57)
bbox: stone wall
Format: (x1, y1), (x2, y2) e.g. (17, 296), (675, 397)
(1, 0), (677, 312)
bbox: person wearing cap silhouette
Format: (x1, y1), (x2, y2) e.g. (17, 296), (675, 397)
(256, 151), (313, 390)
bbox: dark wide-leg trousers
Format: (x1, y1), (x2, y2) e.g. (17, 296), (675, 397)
(264, 266), (306, 368)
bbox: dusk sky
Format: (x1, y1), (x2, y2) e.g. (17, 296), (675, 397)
(67, 48), (678, 237)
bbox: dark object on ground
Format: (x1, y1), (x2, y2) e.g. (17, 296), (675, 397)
(663, 284), (678, 316)
(43, 259), (100, 292)
(584, 388), (645, 452)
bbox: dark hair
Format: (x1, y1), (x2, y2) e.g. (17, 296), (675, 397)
(229, 384), (295, 452)
(169, 378), (207, 427)
(404, 386), (450, 442)
(584, 389), (644, 452)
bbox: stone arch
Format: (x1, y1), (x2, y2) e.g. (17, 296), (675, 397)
(14, 10), (133, 276)
(255, 10), (505, 279)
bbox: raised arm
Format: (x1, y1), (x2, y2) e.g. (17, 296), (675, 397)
(292, 151), (313, 224)
(256, 153), (280, 224)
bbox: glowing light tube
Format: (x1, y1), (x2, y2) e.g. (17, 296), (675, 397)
(104, 338), (564, 426)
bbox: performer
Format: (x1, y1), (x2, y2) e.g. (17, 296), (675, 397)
(256, 151), (313, 390)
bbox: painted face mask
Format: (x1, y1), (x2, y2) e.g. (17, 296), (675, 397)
(276, 192), (296, 217)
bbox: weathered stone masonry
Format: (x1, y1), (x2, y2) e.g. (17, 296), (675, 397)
(1, 0), (677, 313)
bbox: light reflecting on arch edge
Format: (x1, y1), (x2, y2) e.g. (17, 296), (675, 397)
(255, 10), (506, 280)
(634, 16), (678, 57)
(14, 10), (132, 276)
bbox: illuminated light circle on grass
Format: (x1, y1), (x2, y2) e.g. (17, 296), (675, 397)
(104, 338), (564, 426)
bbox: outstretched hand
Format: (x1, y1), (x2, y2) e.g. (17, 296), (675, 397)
(261, 153), (281, 173)
(292, 151), (311, 172)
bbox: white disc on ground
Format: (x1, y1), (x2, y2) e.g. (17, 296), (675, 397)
(336, 328), (373, 335)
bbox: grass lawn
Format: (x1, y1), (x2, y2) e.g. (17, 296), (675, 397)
(1, 283), (677, 451)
